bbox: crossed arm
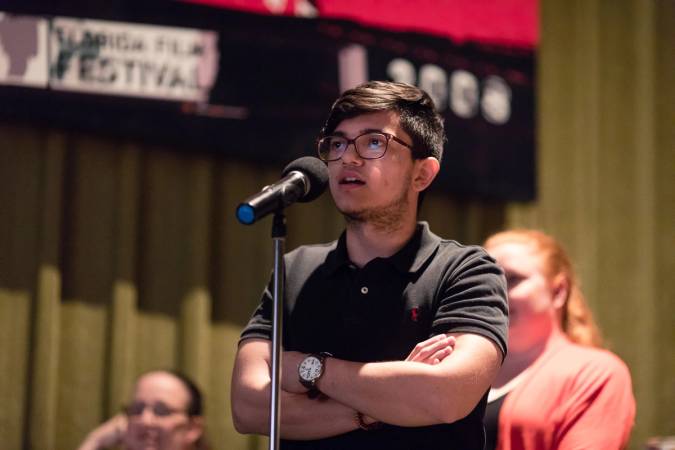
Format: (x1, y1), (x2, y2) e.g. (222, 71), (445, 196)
(231, 332), (501, 439)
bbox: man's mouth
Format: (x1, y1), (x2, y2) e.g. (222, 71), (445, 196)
(339, 177), (365, 185)
(139, 430), (160, 449)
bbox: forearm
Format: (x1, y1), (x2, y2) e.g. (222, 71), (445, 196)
(317, 334), (500, 426)
(318, 359), (458, 426)
(76, 415), (125, 450)
(77, 435), (102, 450)
(231, 339), (359, 439)
(281, 392), (358, 439)
(233, 387), (357, 439)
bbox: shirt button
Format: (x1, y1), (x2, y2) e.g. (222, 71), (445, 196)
(360, 286), (369, 295)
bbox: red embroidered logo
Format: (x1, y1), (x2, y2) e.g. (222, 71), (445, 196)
(410, 307), (419, 322)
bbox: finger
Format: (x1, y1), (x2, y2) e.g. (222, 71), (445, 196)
(406, 334), (446, 361)
(428, 346), (453, 364)
(409, 335), (453, 362)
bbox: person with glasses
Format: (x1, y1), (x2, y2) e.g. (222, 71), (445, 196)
(78, 370), (206, 450)
(231, 81), (508, 449)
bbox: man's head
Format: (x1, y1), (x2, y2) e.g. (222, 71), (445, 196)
(124, 370), (204, 450)
(320, 81), (445, 163)
(317, 81), (444, 226)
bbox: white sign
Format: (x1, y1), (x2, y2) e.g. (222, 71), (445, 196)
(49, 17), (219, 101)
(0, 13), (49, 87)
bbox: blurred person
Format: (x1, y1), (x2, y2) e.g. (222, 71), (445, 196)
(482, 229), (635, 450)
(78, 370), (206, 450)
(230, 80), (509, 449)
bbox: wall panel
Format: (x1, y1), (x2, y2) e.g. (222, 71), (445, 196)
(506, 0), (675, 447)
(653, 0), (675, 438)
(0, 126), (42, 450)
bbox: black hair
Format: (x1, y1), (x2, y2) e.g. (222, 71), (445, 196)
(166, 370), (203, 417)
(320, 80), (446, 163)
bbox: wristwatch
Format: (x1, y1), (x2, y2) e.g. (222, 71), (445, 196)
(298, 352), (330, 397)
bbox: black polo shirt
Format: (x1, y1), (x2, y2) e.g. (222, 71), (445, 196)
(241, 222), (508, 450)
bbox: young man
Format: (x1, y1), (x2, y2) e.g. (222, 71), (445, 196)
(231, 81), (508, 449)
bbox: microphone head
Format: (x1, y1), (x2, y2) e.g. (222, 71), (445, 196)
(282, 156), (329, 202)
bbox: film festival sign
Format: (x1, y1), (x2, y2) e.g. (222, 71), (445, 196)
(0, 13), (219, 101)
(49, 17), (219, 101)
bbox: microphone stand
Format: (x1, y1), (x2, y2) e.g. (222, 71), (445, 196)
(269, 210), (286, 450)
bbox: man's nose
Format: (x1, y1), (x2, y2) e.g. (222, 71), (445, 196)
(340, 142), (363, 165)
(139, 407), (156, 425)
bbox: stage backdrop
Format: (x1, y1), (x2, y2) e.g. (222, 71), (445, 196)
(0, 1), (673, 450)
(1, 0), (535, 200)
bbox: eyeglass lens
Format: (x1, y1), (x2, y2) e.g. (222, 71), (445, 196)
(318, 133), (389, 161)
(125, 401), (180, 417)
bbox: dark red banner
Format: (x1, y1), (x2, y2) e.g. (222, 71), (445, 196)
(184, 0), (538, 48)
(1, 1), (536, 200)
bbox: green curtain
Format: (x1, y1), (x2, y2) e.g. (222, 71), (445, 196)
(1, 1), (673, 449)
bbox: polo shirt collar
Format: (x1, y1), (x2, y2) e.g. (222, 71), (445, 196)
(390, 222), (441, 273)
(323, 222), (441, 275)
(323, 232), (350, 275)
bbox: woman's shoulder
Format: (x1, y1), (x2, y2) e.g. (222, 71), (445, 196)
(553, 339), (632, 382)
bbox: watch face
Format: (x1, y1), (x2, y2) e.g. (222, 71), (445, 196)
(299, 355), (322, 381)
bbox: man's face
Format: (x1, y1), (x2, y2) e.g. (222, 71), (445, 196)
(124, 372), (202, 450)
(327, 110), (419, 225)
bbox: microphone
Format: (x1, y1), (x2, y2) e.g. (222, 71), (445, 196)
(236, 156), (329, 225)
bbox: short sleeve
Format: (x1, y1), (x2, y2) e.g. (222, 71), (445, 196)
(239, 273), (274, 343)
(431, 247), (509, 358)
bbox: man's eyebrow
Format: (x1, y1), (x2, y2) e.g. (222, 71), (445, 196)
(331, 128), (384, 137)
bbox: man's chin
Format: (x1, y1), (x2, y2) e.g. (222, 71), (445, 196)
(139, 442), (161, 450)
(340, 209), (367, 223)
(334, 201), (362, 218)
(126, 433), (161, 450)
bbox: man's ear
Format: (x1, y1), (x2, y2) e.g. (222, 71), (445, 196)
(412, 157), (441, 192)
(186, 416), (204, 445)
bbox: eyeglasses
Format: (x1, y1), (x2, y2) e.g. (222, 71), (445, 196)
(317, 132), (414, 162)
(123, 401), (186, 418)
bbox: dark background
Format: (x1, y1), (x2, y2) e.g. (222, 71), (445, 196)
(0, 0), (535, 200)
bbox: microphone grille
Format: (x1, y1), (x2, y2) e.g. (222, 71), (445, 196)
(282, 157), (328, 202)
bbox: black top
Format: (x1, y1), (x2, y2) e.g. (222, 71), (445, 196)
(484, 395), (507, 450)
(241, 222), (508, 450)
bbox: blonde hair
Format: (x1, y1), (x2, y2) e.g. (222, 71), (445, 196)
(484, 229), (603, 348)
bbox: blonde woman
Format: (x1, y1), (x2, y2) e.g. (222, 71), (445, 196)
(482, 229), (635, 450)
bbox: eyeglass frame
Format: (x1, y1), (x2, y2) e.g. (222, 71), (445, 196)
(316, 131), (415, 162)
(122, 401), (189, 418)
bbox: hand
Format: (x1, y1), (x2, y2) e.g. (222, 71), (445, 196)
(405, 334), (455, 365)
(358, 412), (381, 429)
(281, 350), (309, 394)
(77, 414), (127, 450)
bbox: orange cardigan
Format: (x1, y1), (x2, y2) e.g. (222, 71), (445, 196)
(498, 334), (636, 450)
